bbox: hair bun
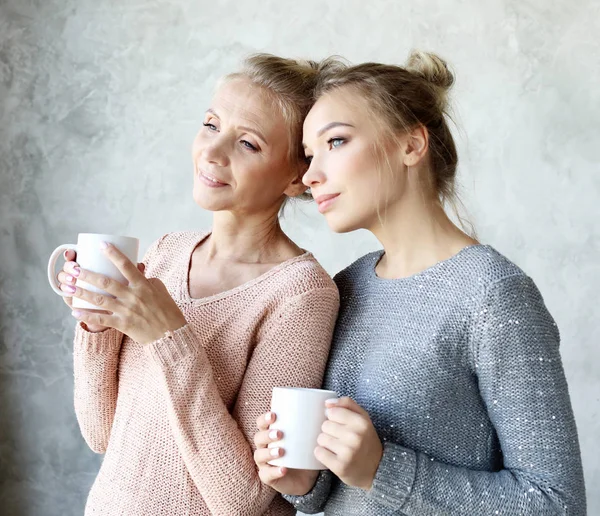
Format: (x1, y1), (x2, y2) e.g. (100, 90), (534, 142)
(405, 50), (455, 91)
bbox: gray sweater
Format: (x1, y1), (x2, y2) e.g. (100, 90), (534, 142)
(286, 245), (586, 515)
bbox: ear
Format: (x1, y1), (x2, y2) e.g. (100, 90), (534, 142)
(402, 125), (429, 167)
(283, 162), (309, 198)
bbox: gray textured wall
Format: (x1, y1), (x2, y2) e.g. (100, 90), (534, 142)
(1, 0), (598, 514)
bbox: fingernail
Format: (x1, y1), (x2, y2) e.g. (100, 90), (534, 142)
(64, 275), (74, 284)
(270, 448), (281, 457)
(325, 398), (339, 405)
(265, 412), (272, 421)
(100, 241), (108, 250)
(279, 467), (286, 475)
(72, 266), (80, 277)
(269, 430), (279, 440)
(63, 285), (76, 294)
(72, 310), (82, 318)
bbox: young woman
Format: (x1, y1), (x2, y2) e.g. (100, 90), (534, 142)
(56, 55), (341, 516)
(254, 51), (586, 515)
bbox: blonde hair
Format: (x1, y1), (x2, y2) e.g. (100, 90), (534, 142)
(315, 50), (467, 222)
(223, 54), (343, 203)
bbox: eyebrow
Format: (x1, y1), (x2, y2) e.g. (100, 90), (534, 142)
(206, 108), (269, 145)
(317, 121), (355, 137)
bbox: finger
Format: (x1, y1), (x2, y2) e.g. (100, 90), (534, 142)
(63, 249), (77, 262)
(258, 464), (288, 485)
(71, 285), (120, 312)
(321, 419), (348, 439)
(316, 432), (347, 457)
(326, 396), (369, 417)
(76, 268), (129, 298)
(71, 309), (117, 330)
(325, 405), (365, 428)
(314, 445), (342, 472)
(57, 271), (77, 286)
(257, 411), (276, 431)
(101, 243), (144, 285)
(254, 429), (283, 448)
(254, 446), (284, 467)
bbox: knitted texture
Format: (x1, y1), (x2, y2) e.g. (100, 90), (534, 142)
(286, 245), (586, 515)
(72, 230), (339, 516)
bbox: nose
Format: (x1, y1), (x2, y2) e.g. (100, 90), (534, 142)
(302, 159), (326, 188)
(203, 140), (229, 167)
(194, 130), (229, 167)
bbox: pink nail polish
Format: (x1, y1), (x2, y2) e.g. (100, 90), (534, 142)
(65, 275), (74, 284)
(64, 285), (76, 294)
(269, 430), (279, 440)
(270, 448), (280, 457)
(72, 266), (80, 277)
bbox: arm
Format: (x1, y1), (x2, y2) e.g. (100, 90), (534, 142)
(146, 287), (339, 516)
(73, 323), (124, 453)
(72, 235), (165, 453)
(367, 274), (586, 515)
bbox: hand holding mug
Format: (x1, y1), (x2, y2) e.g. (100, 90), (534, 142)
(315, 397), (383, 491)
(68, 242), (187, 345)
(253, 411), (320, 496)
(49, 233), (186, 344)
(57, 248), (146, 333)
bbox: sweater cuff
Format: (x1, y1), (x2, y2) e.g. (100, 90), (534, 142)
(368, 442), (417, 509)
(283, 470), (332, 513)
(146, 323), (199, 367)
(74, 322), (122, 353)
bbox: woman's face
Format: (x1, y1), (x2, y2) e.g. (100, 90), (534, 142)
(302, 88), (407, 233)
(192, 78), (304, 216)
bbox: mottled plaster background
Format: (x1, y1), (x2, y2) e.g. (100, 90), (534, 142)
(0, 0), (598, 514)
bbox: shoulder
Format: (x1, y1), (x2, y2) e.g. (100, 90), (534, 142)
(453, 245), (526, 287)
(333, 251), (381, 291)
(270, 253), (339, 301)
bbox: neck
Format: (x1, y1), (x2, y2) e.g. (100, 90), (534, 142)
(369, 190), (477, 279)
(205, 209), (288, 264)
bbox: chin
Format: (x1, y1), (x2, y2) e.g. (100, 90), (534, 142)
(324, 212), (363, 234)
(193, 188), (230, 212)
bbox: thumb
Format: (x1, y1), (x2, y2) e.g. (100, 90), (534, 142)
(137, 262), (146, 275)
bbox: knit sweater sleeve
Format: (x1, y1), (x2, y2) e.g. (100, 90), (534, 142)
(145, 286), (339, 516)
(366, 274), (586, 515)
(72, 235), (165, 453)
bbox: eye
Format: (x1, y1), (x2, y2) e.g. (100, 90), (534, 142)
(328, 137), (346, 149)
(241, 140), (258, 152)
(203, 122), (218, 131)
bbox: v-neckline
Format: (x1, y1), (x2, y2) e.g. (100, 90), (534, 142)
(182, 231), (314, 306)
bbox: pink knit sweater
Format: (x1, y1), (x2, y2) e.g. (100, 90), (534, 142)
(73, 231), (339, 516)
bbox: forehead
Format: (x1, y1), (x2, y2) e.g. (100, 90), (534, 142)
(303, 88), (373, 136)
(211, 78), (287, 137)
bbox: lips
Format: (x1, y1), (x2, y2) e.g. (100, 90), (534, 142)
(314, 193), (340, 213)
(196, 166), (228, 187)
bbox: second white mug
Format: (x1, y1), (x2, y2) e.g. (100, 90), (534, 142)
(268, 387), (337, 470)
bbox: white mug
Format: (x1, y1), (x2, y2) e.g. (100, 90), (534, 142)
(268, 387), (338, 470)
(47, 233), (139, 310)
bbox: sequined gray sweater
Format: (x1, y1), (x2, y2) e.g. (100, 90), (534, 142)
(286, 246), (586, 515)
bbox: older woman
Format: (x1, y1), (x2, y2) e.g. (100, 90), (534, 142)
(57, 54), (340, 516)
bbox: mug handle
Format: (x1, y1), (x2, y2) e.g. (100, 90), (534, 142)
(47, 244), (77, 296)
